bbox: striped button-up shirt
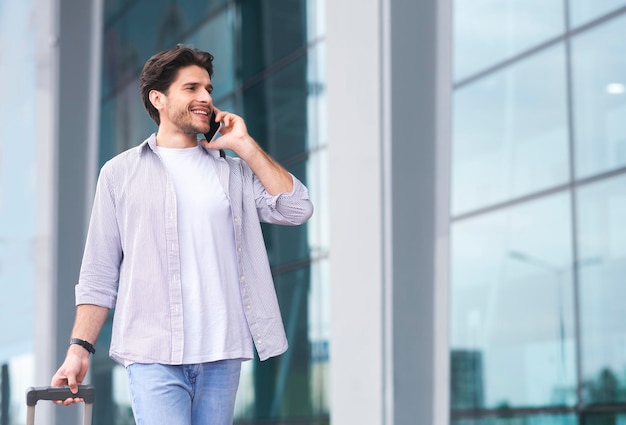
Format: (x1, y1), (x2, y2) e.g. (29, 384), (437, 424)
(75, 134), (314, 365)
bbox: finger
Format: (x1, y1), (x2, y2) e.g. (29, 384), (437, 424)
(213, 107), (226, 122)
(62, 397), (83, 406)
(67, 374), (79, 395)
(221, 113), (231, 128)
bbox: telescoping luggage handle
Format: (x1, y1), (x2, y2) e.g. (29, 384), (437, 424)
(26, 385), (95, 425)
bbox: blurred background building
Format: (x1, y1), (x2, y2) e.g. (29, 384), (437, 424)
(1, 0), (626, 424)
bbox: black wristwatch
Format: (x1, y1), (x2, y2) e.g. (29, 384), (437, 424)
(70, 338), (96, 355)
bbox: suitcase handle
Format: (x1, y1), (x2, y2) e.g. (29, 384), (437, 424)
(26, 385), (95, 406)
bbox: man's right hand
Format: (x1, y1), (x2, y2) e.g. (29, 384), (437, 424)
(50, 344), (91, 405)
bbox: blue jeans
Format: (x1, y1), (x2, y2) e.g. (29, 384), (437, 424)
(126, 360), (242, 425)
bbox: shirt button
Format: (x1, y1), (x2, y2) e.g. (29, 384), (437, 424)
(237, 247), (242, 253)
(246, 305), (251, 310)
(240, 275), (245, 281)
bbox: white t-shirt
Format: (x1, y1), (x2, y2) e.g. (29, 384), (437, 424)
(156, 145), (253, 363)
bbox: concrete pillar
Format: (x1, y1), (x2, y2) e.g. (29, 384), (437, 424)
(327, 0), (451, 423)
(35, 0), (102, 424)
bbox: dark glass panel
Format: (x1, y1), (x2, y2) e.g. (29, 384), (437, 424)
(185, 7), (236, 100)
(234, 261), (329, 422)
(240, 0), (308, 80)
(242, 54), (308, 162)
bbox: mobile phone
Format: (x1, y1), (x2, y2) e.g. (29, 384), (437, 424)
(203, 110), (220, 142)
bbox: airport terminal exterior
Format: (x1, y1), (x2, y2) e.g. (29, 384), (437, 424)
(2, 0), (626, 424)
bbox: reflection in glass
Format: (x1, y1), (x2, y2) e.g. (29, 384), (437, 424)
(583, 412), (626, 425)
(234, 261), (330, 421)
(304, 149), (329, 260)
(453, 0), (564, 81)
(569, 0), (626, 28)
(186, 6), (236, 100)
(571, 14), (626, 179)
(452, 45), (569, 216)
(452, 414), (576, 425)
(5, 354), (35, 424)
(306, 42), (327, 151)
(99, 80), (156, 167)
(243, 54), (309, 162)
(576, 175), (626, 404)
(307, 0), (326, 42)
(240, 0), (308, 80)
(451, 193), (576, 409)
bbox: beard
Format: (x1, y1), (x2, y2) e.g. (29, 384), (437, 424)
(167, 105), (210, 134)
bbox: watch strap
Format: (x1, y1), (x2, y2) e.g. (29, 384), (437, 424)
(69, 338), (96, 355)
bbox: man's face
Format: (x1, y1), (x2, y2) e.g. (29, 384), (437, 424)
(160, 65), (213, 134)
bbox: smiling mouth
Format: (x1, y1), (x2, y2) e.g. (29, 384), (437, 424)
(191, 109), (209, 117)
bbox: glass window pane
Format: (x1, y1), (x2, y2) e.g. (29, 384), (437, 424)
(234, 261), (330, 421)
(104, 0), (134, 24)
(99, 80), (155, 166)
(102, 2), (171, 100)
(453, 0), (564, 81)
(305, 149), (329, 260)
(5, 354), (35, 424)
(569, 0), (626, 28)
(451, 193), (576, 409)
(453, 415), (577, 425)
(306, 0), (326, 42)
(306, 42), (327, 152)
(243, 55), (309, 162)
(571, 14), (626, 179)
(185, 7), (236, 100)
(0, 0), (44, 364)
(583, 412), (626, 424)
(452, 45), (569, 216)
(177, 0), (228, 32)
(240, 0), (308, 80)
(576, 174), (626, 404)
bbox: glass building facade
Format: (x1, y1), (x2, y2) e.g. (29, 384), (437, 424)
(3, 0), (626, 424)
(451, 1), (626, 423)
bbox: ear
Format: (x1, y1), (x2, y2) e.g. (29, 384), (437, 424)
(149, 90), (165, 111)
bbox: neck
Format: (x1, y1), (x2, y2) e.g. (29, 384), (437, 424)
(155, 125), (198, 148)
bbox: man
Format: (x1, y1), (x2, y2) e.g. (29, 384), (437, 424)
(51, 45), (314, 425)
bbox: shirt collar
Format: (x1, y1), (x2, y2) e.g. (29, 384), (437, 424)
(140, 133), (221, 159)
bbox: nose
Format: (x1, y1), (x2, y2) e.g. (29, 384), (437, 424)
(199, 88), (212, 103)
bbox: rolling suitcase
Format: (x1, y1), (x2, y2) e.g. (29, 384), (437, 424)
(25, 385), (95, 425)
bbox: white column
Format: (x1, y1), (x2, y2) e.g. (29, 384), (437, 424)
(39, 0), (103, 424)
(327, 0), (451, 423)
(327, 0), (385, 424)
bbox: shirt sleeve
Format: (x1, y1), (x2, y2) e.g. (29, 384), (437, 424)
(75, 165), (122, 308)
(252, 170), (314, 225)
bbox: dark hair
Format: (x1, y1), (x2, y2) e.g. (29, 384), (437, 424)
(139, 45), (214, 125)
